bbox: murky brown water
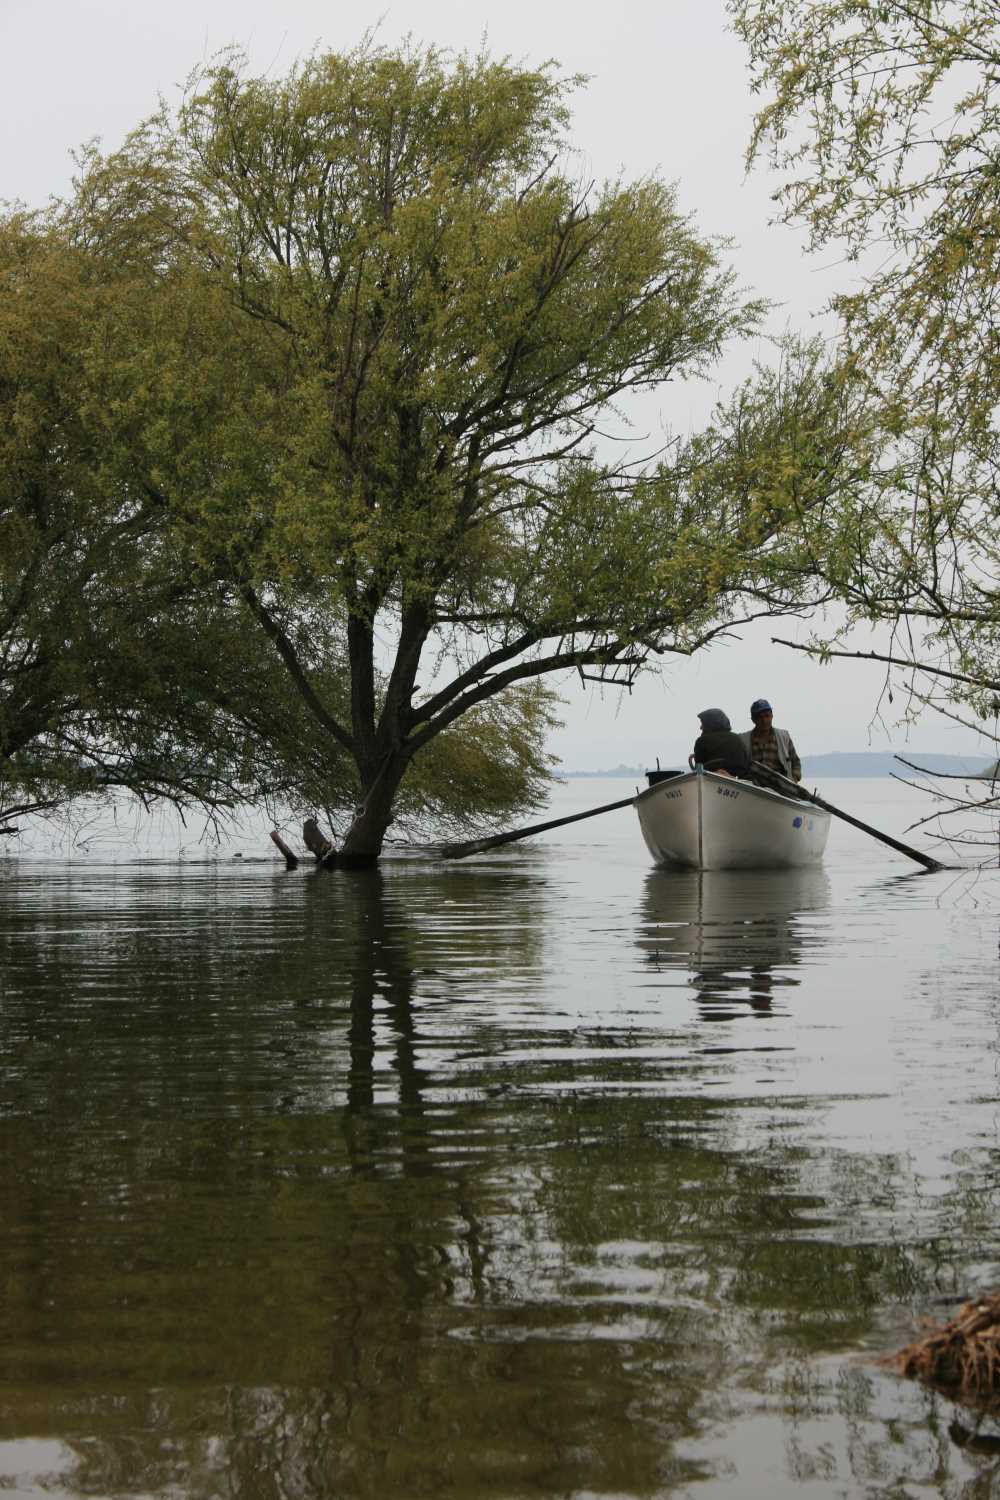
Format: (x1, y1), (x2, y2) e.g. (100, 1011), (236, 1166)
(1, 779), (999, 1498)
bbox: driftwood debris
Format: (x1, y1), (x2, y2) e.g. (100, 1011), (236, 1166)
(303, 818), (337, 869)
(269, 830), (299, 870)
(893, 1295), (1000, 1409)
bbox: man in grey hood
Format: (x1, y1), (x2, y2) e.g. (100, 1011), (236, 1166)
(690, 709), (752, 778)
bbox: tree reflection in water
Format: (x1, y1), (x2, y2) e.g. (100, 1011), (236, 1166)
(0, 860), (997, 1496)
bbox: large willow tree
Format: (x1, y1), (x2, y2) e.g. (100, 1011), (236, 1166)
(64, 43), (858, 860)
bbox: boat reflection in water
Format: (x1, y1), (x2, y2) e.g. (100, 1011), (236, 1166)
(638, 865), (831, 1020)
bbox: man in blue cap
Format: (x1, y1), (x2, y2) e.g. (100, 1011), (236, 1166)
(740, 700), (802, 782)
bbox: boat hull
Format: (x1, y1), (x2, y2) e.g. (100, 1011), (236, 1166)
(635, 769), (830, 870)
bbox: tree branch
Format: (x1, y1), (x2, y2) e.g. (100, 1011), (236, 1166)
(771, 636), (1000, 693)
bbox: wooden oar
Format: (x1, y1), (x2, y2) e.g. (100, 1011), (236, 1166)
(440, 793), (637, 859)
(751, 761), (944, 872)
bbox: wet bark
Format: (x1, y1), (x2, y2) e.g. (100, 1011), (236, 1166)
(303, 818), (338, 867)
(269, 830), (299, 869)
(338, 754), (409, 865)
(335, 595), (428, 865)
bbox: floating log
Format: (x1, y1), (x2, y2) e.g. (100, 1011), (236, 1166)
(893, 1294), (1000, 1409)
(269, 830), (299, 870)
(303, 818), (338, 868)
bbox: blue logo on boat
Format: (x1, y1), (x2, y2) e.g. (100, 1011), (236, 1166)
(792, 815), (803, 828)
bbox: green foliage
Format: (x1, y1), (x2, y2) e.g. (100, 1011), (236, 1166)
(391, 682), (560, 836)
(0, 215), (161, 826)
(77, 41), (761, 597)
(732, 0), (1000, 432)
(0, 214), (332, 832)
(730, 1), (1000, 731)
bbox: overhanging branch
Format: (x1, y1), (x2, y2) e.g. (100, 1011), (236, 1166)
(771, 636), (1000, 694)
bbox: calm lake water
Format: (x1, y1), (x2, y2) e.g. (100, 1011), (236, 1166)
(1, 778), (999, 1498)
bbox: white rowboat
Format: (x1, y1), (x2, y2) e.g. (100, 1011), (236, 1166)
(635, 766), (831, 870)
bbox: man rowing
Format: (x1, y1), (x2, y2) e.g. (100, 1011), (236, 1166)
(739, 699), (801, 782)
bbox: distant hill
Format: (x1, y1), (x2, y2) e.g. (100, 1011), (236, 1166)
(562, 752), (995, 779)
(563, 763), (649, 778)
(802, 752), (994, 778)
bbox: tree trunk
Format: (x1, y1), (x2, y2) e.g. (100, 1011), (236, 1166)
(338, 752), (409, 865)
(339, 596), (429, 865)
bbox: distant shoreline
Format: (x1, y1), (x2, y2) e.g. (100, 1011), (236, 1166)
(562, 752), (995, 779)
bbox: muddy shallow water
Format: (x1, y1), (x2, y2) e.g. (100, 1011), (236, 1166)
(1, 779), (998, 1498)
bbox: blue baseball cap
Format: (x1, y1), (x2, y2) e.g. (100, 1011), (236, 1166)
(750, 699), (772, 718)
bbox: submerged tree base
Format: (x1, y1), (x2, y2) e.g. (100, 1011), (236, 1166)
(303, 819), (338, 869)
(893, 1295), (1000, 1410)
(300, 818), (382, 870)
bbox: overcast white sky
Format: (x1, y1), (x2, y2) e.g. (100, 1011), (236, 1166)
(2, 0), (985, 768)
